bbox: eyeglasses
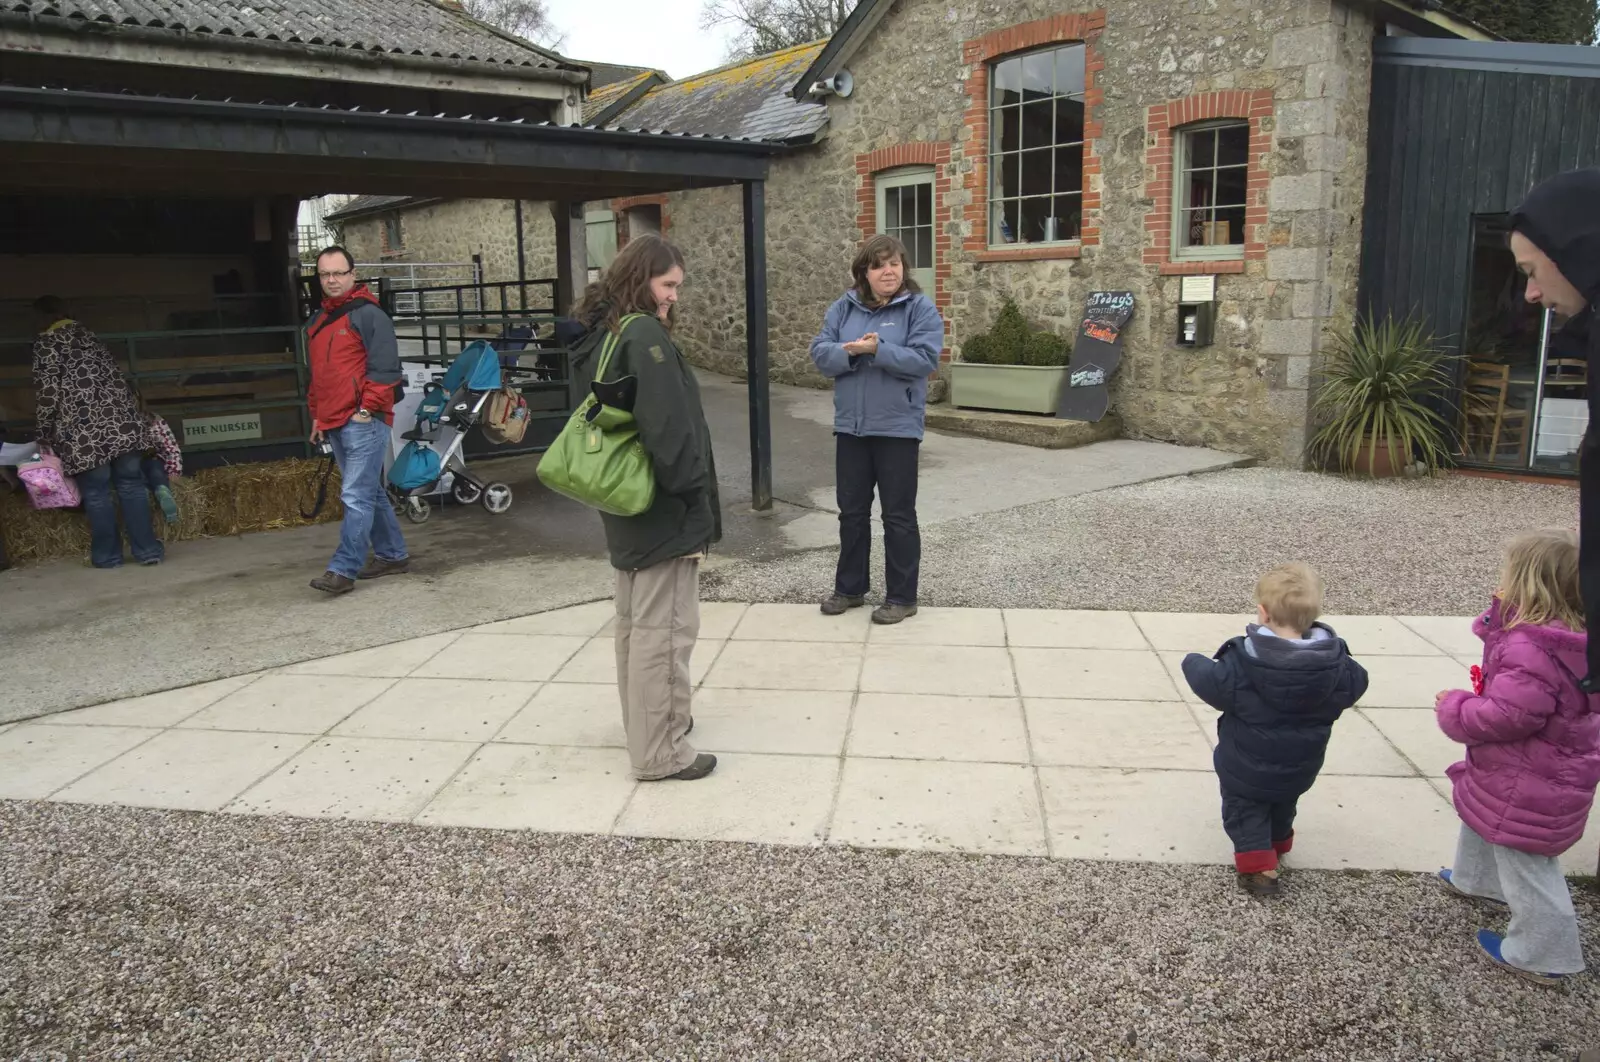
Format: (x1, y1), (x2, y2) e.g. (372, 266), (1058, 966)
(317, 269), (355, 280)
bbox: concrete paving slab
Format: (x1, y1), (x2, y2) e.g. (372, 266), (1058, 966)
(1132, 612), (1254, 653)
(179, 674), (394, 734)
(427, 633), (588, 683)
(229, 736), (477, 822)
(1290, 776), (1455, 873)
(859, 645), (1016, 698)
(415, 744), (635, 835)
(615, 752), (837, 846)
(1320, 615), (1444, 656)
(1025, 699), (1212, 770)
(1003, 609), (1147, 650)
(330, 677), (538, 743)
(53, 729), (311, 812)
(732, 602), (871, 643)
(686, 687), (853, 757)
(0, 724), (157, 799)
(1396, 614), (1484, 658)
(846, 693), (1029, 764)
(1012, 647), (1179, 700)
(46, 675), (258, 728)
(704, 641), (862, 692)
(1359, 655), (1471, 709)
(830, 758), (1047, 856)
(1364, 707), (1462, 779)
(1037, 766), (1226, 864)
(866, 606), (1006, 647)
(1320, 710), (1416, 777)
(282, 633), (462, 678)
(495, 683), (623, 748)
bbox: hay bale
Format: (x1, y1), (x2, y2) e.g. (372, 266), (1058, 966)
(0, 456), (345, 567)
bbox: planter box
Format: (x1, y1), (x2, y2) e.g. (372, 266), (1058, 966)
(950, 363), (1069, 415)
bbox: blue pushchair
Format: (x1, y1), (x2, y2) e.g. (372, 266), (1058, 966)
(387, 340), (517, 523)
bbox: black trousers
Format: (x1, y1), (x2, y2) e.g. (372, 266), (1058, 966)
(1221, 788), (1297, 873)
(1582, 431), (1600, 685)
(835, 433), (920, 606)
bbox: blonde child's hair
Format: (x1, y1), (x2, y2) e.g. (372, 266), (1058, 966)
(1256, 563), (1325, 634)
(1500, 528), (1584, 631)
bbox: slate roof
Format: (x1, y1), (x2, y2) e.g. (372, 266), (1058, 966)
(601, 40), (829, 144)
(324, 195), (431, 222)
(583, 70), (661, 124)
(582, 60), (660, 90)
(2, 0), (572, 69)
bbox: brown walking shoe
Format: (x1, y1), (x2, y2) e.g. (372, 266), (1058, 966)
(310, 571), (356, 595)
(647, 753), (717, 782)
(872, 603), (918, 625)
(357, 556), (411, 580)
(820, 593), (865, 616)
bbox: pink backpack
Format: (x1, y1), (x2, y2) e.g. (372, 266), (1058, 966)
(18, 449), (81, 510)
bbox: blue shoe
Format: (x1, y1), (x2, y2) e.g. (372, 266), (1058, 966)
(1438, 868), (1510, 911)
(154, 485), (180, 523)
(1476, 929), (1569, 986)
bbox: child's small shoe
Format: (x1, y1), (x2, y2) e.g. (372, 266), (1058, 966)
(1437, 868), (1510, 911)
(1238, 871), (1280, 897)
(1476, 929), (1570, 986)
(154, 485), (180, 523)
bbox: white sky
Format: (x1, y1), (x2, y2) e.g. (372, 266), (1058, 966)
(546, 0), (739, 81)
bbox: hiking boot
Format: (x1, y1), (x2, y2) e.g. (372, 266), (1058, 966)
(820, 593), (865, 616)
(1437, 868), (1510, 912)
(1238, 871), (1281, 897)
(648, 753), (717, 782)
(357, 556), (411, 580)
(154, 484), (180, 523)
(872, 603), (919, 625)
(1476, 929), (1569, 987)
(310, 571), (356, 595)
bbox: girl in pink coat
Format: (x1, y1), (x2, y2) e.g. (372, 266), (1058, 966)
(1435, 528), (1600, 985)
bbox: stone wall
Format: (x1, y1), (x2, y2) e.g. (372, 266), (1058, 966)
(663, 0), (1377, 465)
(338, 199), (558, 286)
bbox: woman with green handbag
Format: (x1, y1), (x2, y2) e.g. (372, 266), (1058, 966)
(567, 234), (721, 783)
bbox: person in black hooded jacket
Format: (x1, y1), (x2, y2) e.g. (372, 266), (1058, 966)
(1182, 563), (1369, 896)
(1510, 170), (1600, 686)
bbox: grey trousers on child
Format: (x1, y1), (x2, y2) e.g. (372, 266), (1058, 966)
(614, 557), (701, 780)
(1452, 823), (1585, 975)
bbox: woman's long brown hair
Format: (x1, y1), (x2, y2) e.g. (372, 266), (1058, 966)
(572, 233), (687, 335)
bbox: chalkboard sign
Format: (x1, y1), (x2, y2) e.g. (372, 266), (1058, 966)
(1056, 291), (1135, 423)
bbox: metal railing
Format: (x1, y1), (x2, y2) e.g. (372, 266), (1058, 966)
(0, 324), (309, 455)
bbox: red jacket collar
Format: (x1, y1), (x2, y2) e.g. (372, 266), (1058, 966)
(321, 284), (379, 314)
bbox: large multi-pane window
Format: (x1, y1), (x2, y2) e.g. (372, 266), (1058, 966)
(988, 43), (1085, 246)
(1175, 121), (1250, 257)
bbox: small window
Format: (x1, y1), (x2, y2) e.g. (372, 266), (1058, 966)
(988, 42), (1086, 246)
(585, 207), (618, 271)
(1175, 121), (1250, 258)
(876, 166), (935, 294)
(625, 204), (662, 238)
(382, 213), (403, 254)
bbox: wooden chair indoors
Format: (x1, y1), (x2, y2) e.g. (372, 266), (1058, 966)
(1460, 361), (1531, 465)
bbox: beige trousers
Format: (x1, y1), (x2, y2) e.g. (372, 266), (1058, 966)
(614, 556), (701, 779)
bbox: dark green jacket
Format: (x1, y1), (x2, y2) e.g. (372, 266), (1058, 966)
(571, 314), (721, 571)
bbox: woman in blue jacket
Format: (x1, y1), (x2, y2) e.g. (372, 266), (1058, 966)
(809, 234), (944, 625)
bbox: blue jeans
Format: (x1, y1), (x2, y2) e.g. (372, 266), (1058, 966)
(326, 417), (407, 579)
(141, 456), (169, 492)
(77, 450), (164, 569)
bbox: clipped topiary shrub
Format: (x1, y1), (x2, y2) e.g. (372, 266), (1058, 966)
(1023, 331), (1070, 367)
(961, 333), (994, 364)
(960, 298), (1068, 367)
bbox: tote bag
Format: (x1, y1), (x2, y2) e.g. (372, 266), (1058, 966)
(536, 314), (656, 517)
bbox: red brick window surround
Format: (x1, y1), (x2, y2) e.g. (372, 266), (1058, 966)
(610, 193), (671, 245)
(960, 10), (1107, 263)
(855, 141), (954, 320)
(1144, 91), (1273, 276)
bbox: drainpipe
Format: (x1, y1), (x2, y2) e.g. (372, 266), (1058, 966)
(514, 199), (527, 311)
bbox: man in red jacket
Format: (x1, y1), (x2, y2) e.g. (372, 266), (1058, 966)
(305, 246), (408, 594)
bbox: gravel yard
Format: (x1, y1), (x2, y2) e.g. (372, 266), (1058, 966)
(706, 468), (1580, 616)
(3, 802), (1598, 1062)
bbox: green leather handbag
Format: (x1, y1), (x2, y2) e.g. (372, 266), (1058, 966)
(537, 314), (657, 517)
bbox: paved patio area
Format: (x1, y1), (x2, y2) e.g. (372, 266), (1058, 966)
(4, 602), (1592, 876)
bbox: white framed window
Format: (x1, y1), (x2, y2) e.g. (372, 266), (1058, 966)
(988, 42), (1086, 247)
(1173, 120), (1250, 259)
(875, 165), (936, 294)
(585, 207), (618, 272)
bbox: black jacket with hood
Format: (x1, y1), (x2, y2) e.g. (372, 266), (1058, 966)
(568, 310), (721, 571)
(1182, 624), (1369, 803)
(1512, 169), (1600, 682)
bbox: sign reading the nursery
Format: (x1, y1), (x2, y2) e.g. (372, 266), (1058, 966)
(183, 413), (262, 446)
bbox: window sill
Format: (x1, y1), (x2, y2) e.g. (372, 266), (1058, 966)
(1158, 259), (1246, 275)
(975, 244), (1083, 263)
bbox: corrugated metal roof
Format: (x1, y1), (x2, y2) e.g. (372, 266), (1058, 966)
(600, 40), (829, 143)
(3, 0), (570, 68)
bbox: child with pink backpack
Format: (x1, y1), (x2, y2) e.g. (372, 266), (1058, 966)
(1435, 528), (1600, 985)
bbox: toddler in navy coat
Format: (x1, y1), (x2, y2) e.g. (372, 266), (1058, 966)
(1182, 563), (1369, 896)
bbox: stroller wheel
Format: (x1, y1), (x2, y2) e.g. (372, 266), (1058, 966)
(481, 483), (513, 514)
(404, 496), (432, 524)
(452, 479), (484, 506)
